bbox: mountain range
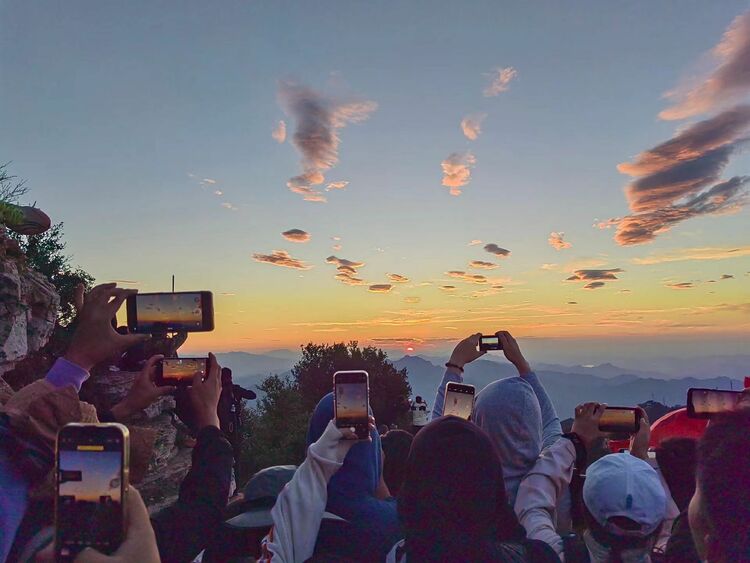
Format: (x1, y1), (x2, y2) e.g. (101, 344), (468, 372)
(216, 351), (746, 418)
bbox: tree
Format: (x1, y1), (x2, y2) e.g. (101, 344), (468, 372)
(0, 162), (28, 225)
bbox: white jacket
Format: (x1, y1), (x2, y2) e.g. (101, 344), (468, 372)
(259, 421), (355, 563)
(514, 439), (679, 562)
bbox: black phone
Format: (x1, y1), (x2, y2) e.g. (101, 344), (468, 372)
(333, 370), (370, 440)
(444, 382), (475, 420)
(155, 357), (209, 386)
(56, 423), (129, 562)
(687, 388), (741, 419)
(598, 406), (640, 433)
(126, 291), (214, 333)
(478, 334), (502, 351)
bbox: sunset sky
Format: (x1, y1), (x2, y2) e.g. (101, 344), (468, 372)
(2, 2), (748, 360)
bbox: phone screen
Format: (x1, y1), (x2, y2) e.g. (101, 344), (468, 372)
(160, 358), (208, 385)
(690, 389), (740, 417)
(335, 382), (368, 425)
(133, 292), (206, 332)
(444, 384), (475, 419)
(598, 407), (638, 433)
(56, 428), (125, 560)
(479, 335), (502, 351)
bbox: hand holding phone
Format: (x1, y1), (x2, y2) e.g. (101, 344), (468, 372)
(478, 335), (502, 351)
(598, 406), (640, 433)
(155, 357), (210, 387)
(334, 370), (370, 440)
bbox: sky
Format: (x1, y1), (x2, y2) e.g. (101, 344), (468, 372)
(2, 1), (749, 361)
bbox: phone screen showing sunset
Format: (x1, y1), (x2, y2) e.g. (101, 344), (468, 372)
(445, 389), (474, 419)
(163, 358), (207, 382)
(335, 383), (368, 425)
(136, 293), (203, 331)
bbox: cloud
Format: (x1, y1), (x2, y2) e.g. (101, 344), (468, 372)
(281, 228), (311, 243)
(369, 284), (393, 293)
(470, 284), (504, 298)
(202, 178), (217, 185)
(484, 243), (511, 257)
(272, 120), (287, 143)
(567, 268), (624, 282)
(252, 250), (312, 270)
(332, 244), (342, 251)
(468, 239), (483, 246)
(278, 80), (377, 202)
(326, 255), (365, 269)
(632, 245), (750, 264)
(326, 255), (367, 286)
(548, 232), (572, 250)
(666, 282), (694, 290)
(483, 66), (517, 97)
(441, 152), (476, 195)
(387, 273), (409, 283)
(469, 260), (498, 270)
(660, 11), (750, 120)
(446, 270), (488, 284)
(439, 285), (457, 292)
(568, 301), (578, 305)
(404, 296), (421, 304)
(584, 281), (606, 290)
(721, 273), (735, 279)
(326, 181), (349, 191)
(221, 202), (238, 210)
(614, 105), (750, 244)
(461, 113), (487, 140)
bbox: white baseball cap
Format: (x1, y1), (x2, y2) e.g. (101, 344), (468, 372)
(583, 453), (667, 537)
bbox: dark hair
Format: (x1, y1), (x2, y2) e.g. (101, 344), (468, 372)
(697, 409), (750, 562)
(380, 429), (413, 496)
(415, 396), (423, 403)
(655, 437), (697, 512)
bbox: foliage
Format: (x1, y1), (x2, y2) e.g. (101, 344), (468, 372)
(0, 163), (28, 224)
(238, 342), (412, 484)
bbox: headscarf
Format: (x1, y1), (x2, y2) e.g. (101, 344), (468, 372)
(381, 430), (413, 497)
(472, 377), (543, 506)
(397, 416), (526, 562)
(306, 393), (400, 560)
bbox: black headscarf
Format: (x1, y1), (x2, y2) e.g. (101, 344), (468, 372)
(397, 416), (526, 562)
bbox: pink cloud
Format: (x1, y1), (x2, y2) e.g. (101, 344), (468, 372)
(548, 232), (572, 250)
(441, 152), (476, 196)
(461, 113), (487, 140)
(446, 271), (488, 284)
(252, 250), (312, 270)
(483, 66), (518, 97)
(387, 273), (410, 283)
(272, 120), (287, 143)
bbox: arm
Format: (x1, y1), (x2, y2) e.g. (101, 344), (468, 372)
(259, 421), (360, 562)
(150, 425), (233, 562)
(431, 368), (463, 420)
(515, 437), (576, 559)
(434, 334), (485, 420)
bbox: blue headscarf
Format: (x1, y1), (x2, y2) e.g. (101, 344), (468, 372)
(306, 393), (401, 560)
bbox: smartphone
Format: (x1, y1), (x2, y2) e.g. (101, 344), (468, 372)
(478, 335), (502, 351)
(444, 382), (475, 420)
(687, 388), (740, 419)
(155, 357), (209, 386)
(126, 291), (214, 333)
(56, 423), (129, 562)
(598, 407), (640, 433)
(333, 370), (370, 440)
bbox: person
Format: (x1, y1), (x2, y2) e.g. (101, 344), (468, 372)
(432, 332), (562, 506)
(0, 283), (233, 562)
(655, 438), (697, 513)
(378, 423), (389, 435)
(305, 393), (400, 562)
(409, 396), (429, 433)
(516, 402), (671, 562)
(380, 429), (413, 497)
(388, 416), (558, 562)
(686, 408), (750, 562)
(258, 416), (376, 562)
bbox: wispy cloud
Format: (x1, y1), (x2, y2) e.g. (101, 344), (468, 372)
(548, 232), (572, 250)
(214, 190), (223, 196)
(613, 105), (750, 245)
(369, 284), (393, 293)
(469, 260), (498, 270)
(446, 271), (488, 284)
(278, 80), (377, 202)
(404, 296), (421, 304)
(332, 244), (342, 251)
(484, 243), (511, 257)
(483, 66), (517, 97)
(221, 202), (238, 211)
(584, 281), (606, 290)
(468, 239), (483, 246)
(282, 228), (311, 243)
(660, 11), (750, 120)
(632, 245), (750, 265)
(666, 282), (694, 290)
(272, 120), (287, 143)
(387, 273), (409, 283)
(326, 181), (349, 191)
(253, 250), (312, 270)
(567, 268), (623, 290)
(441, 152), (476, 196)
(461, 113), (487, 140)
(721, 273), (735, 280)
(202, 178), (217, 185)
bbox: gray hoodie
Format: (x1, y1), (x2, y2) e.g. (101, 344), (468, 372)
(432, 369), (562, 506)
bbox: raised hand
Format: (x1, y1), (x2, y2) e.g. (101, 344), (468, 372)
(65, 283), (150, 371)
(188, 352), (222, 430)
(496, 330), (531, 375)
(629, 408), (651, 460)
(572, 402), (606, 452)
(110, 355), (175, 421)
(448, 333), (485, 369)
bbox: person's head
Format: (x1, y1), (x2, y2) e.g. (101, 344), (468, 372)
(689, 409), (750, 562)
(415, 396), (423, 403)
(398, 416), (524, 562)
(655, 437), (697, 512)
(378, 423), (389, 435)
(583, 453), (666, 561)
(380, 429), (413, 496)
(472, 377), (542, 505)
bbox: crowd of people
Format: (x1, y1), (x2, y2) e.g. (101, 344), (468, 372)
(0, 283), (748, 562)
